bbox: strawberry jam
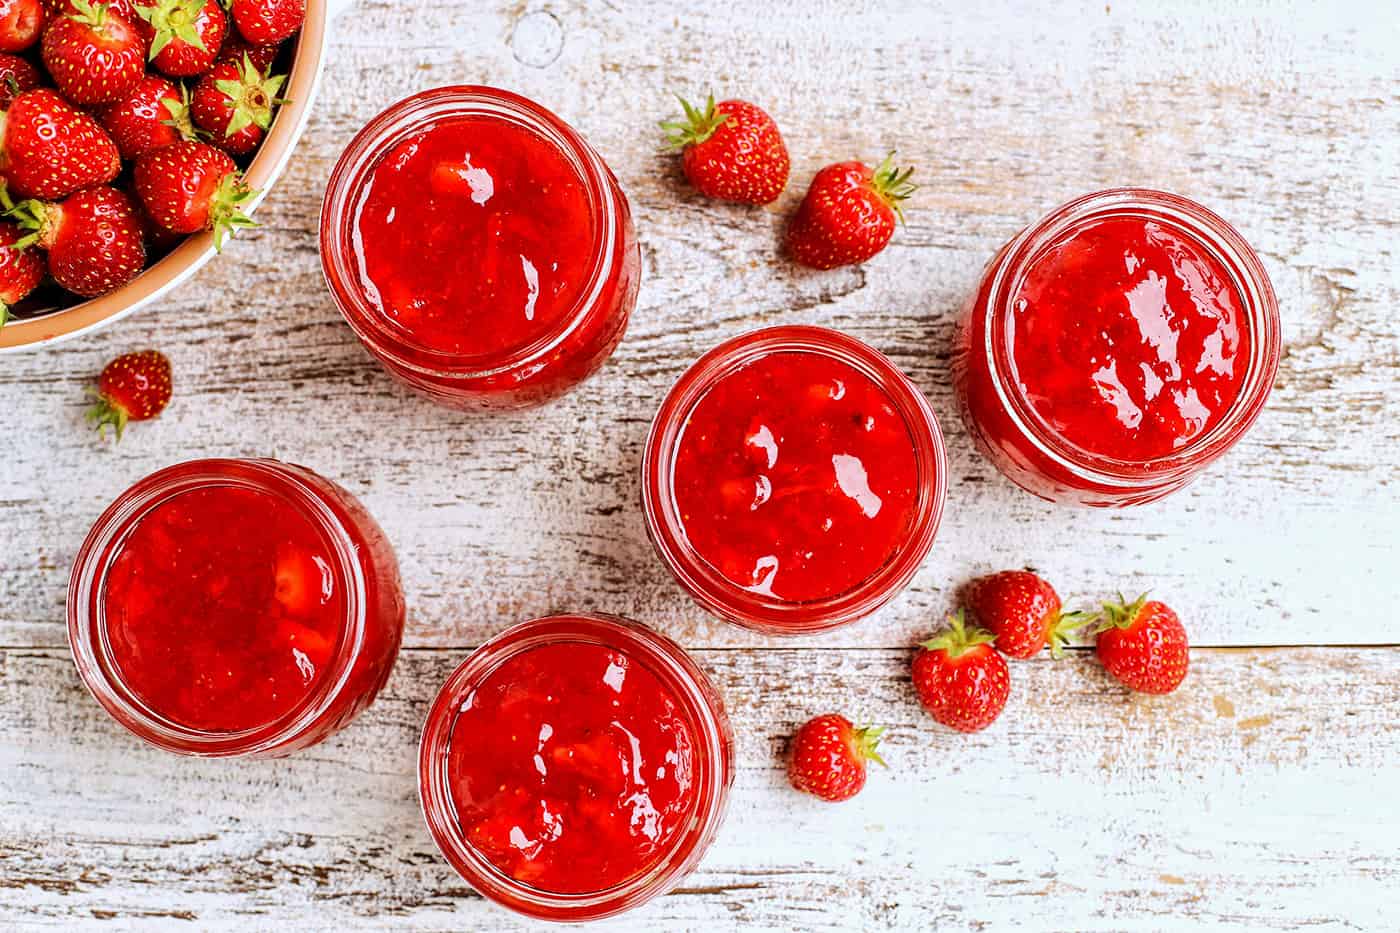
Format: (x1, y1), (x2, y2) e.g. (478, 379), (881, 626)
(102, 485), (343, 733)
(954, 189), (1280, 506)
(643, 327), (946, 633)
(420, 615), (733, 921)
(69, 459), (406, 757)
(321, 86), (640, 410)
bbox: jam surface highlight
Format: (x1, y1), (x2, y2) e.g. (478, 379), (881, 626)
(349, 114), (596, 357)
(102, 485), (345, 733)
(446, 642), (698, 894)
(1009, 216), (1249, 461)
(672, 350), (919, 603)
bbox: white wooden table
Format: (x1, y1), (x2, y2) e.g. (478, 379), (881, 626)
(3, 2), (1399, 929)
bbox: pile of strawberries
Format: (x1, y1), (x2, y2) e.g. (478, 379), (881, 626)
(664, 94), (915, 269)
(790, 571), (1191, 802)
(0, 0), (305, 326)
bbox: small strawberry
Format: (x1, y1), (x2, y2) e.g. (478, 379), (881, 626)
(0, 52), (40, 107)
(100, 74), (196, 159)
(41, 0), (146, 105)
(786, 153), (916, 269)
(0, 0), (43, 52)
(191, 53), (284, 155)
(0, 89), (123, 199)
(661, 94), (789, 205)
(133, 139), (255, 247)
(10, 185), (145, 297)
(0, 217), (45, 327)
(1094, 594), (1189, 695)
(134, 0), (224, 76)
(912, 611), (1011, 733)
(965, 570), (1096, 660)
(86, 348), (171, 439)
(228, 0), (300, 45)
(787, 713), (885, 803)
(217, 30), (277, 71)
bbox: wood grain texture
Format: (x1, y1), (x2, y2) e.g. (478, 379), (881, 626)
(2, 1), (1398, 929)
(4, 646), (1399, 931)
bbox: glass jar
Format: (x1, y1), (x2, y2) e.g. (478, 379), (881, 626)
(642, 325), (947, 634)
(418, 613), (734, 921)
(953, 188), (1281, 506)
(319, 85), (641, 410)
(67, 458), (406, 757)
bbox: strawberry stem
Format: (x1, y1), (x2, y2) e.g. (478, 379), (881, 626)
(207, 171), (259, 251)
(659, 93), (730, 150)
(85, 390), (130, 442)
(919, 609), (997, 659)
(870, 151), (917, 224)
(1095, 592), (1149, 634)
(854, 724), (887, 769)
(1047, 609), (1099, 658)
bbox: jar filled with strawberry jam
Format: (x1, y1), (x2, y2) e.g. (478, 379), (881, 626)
(418, 613), (734, 921)
(319, 85), (641, 410)
(67, 458), (405, 757)
(642, 326), (947, 634)
(954, 189), (1281, 506)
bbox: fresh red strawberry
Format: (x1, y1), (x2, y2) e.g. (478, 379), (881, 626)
(10, 185), (145, 296)
(0, 52), (40, 107)
(662, 94), (789, 205)
(912, 611), (1011, 733)
(0, 218), (45, 327)
(132, 138), (255, 247)
(134, 0), (223, 76)
(787, 713), (884, 803)
(100, 73), (195, 158)
(41, 0), (145, 105)
(0, 89), (122, 198)
(1094, 594), (1189, 695)
(191, 53), (283, 154)
(786, 153), (916, 269)
(86, 348), (171, 438)
(965, 570), (1095, 660)
(216, 29), (276, 71)
(228, 0), (299, 44)
(0, 0), (43, 52)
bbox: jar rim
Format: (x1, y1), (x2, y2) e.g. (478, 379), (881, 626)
(65, 458), (370, 757)
(318, 85), (620, 379)
(641, 325), (947, 634)
(416, 613), (733, 922)
(980, 187), (1281, 485)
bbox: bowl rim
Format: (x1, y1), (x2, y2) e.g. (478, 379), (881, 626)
(0, 0), (332, 353)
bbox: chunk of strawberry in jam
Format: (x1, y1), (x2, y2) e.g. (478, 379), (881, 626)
(672, 350), (920, 602)
(446, 642), (697, 895)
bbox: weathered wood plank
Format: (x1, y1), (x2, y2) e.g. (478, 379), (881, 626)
(2, 646), (1397, 930)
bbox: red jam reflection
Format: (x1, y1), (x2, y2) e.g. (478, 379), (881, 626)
(348, 114), (596, 357)
(1009, 217), (1249, 461)
(446, 642), (697, 894)
(103, 485), (343, 733)
(672, 351), (919, 603)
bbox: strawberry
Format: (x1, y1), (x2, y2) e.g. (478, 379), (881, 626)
(228, 0), (300, 45)
(134, 0), (224, 76)
(1094, 594), (1189, 695)
(100, 74), (195, 158)
(662, 94), (788, 205)
(10, 185), (145, 296)
(191, 53), (283, 155)
(86, 348), (171, 438)
(41, 0), (145, 105)
(0, 89), (122, 198)
(0, 52), (40, 107)
(0, 0), (43, 52)
(133, 139), (255, 247)
(0, 217), (45, 327)
(786, 153), (916, 269)
(217, 30), (276, 71)
(788, 713), (884, 803)
(912, 611), (1011, 733)
(965, 570), (1095, 660)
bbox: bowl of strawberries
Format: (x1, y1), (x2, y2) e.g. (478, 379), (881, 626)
(0, 0), (334, 351)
